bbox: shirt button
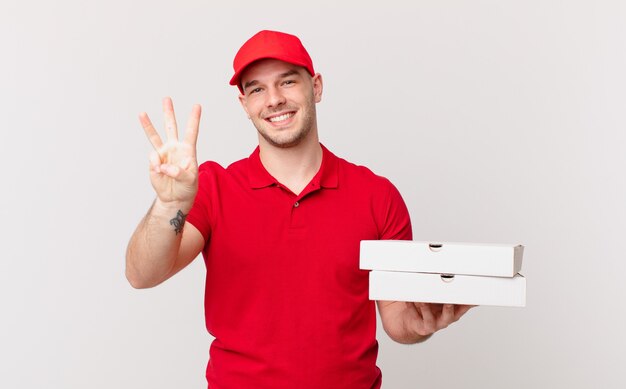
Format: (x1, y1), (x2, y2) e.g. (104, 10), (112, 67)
(294, 201), (300, 208)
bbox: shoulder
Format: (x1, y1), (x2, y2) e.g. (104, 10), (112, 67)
(331, 150), (412, 239)
(334, 153), (396, 193)
(195, 156), (255, 198)
(327, 148), (407, 210)
(198, 156), (248, 172)
(197, 156), (248, 178)
(198, 160), (225, 173)
(196, 161), (225, 188)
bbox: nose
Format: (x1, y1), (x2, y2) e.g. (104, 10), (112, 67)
(265, 86), (286, 108)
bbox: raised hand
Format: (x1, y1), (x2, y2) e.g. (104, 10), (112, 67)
(139, 97), (202, 205)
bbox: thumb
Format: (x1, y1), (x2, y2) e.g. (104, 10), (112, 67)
(159, 163), (181, 178)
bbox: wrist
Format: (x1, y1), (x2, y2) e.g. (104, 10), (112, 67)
(153, 197), (194, 214)
(149, 198), (193, 236)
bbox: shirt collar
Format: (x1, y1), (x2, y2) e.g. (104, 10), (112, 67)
(247, 143), (338, 190)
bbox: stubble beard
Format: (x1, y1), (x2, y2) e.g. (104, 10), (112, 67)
(253, 94), (317, 149)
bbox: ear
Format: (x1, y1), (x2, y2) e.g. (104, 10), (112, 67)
(238, 93), (251, 119)
(312, 73), (323, 103)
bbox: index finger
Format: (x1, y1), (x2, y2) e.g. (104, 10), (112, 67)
(439, 304), (474, 327)
(139, 112), (164, 151)
(183, 104), (202, 150)
(453, 304), (475, 321)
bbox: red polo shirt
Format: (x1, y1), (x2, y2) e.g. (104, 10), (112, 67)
(186, 144), (412, 389)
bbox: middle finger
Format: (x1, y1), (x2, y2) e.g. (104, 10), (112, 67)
(438, 304), (455, 327)
(418, 303), (436, 333)
(163, 96), (179, 141)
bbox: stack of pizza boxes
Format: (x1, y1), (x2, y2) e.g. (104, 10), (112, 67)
(360, 241), (526, 307)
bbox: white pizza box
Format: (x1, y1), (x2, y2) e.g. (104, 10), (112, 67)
(360, 240), (523, 277)
(369, 270), (526, 307)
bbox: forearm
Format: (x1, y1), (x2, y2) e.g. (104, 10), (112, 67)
(126, 199), (192, 288)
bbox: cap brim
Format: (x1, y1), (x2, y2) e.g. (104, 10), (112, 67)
(229, 56), (314, 90)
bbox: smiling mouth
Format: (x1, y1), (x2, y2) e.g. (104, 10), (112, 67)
(266, 112), (295, 123)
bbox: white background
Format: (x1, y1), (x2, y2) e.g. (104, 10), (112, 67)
(1, 1), (625, 388)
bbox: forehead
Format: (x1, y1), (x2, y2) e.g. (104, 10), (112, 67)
(240, 58), (306, 84)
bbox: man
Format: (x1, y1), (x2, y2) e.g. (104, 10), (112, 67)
(126, 30), (472, 388)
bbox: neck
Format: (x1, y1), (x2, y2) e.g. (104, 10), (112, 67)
(258, 134), (323, 195)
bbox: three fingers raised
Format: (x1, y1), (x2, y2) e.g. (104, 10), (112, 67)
(139, 98), (202, 153)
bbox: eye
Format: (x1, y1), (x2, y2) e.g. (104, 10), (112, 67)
(249, 87), (262, 95)
(282, 80), (295, 86)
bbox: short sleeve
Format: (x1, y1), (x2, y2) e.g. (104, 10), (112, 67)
(186, 163), (214, 244)
(379, 180), (412, 241)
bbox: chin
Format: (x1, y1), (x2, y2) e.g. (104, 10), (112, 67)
(255, 124), (305, 147)
(262, 130), (309, 148)
(265, 136), (304, 148)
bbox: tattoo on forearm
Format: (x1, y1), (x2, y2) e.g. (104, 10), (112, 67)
(169, 210), (187, 235)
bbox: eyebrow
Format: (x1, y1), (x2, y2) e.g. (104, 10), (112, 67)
(243, 69), (302, 92)
(243, 80), (258, 91)
(278, 69), (299, 79)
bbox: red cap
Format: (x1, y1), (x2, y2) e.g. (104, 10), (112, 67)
(229, 30), (315, 93)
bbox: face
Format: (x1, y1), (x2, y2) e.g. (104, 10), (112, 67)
(238, 59), (323, 149)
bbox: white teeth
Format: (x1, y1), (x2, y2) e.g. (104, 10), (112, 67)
(268, 113), (293, 122)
